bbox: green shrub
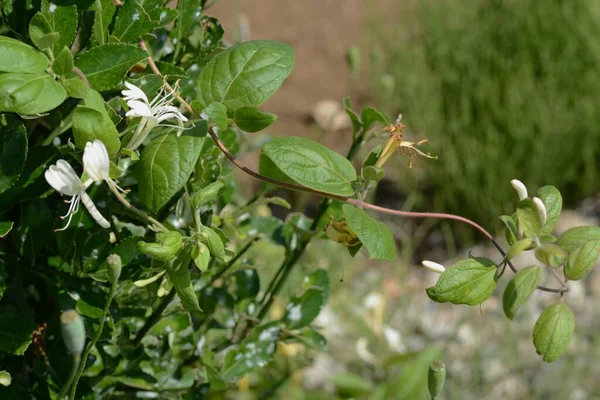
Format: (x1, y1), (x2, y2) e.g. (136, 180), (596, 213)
(368, 0), (600, 228)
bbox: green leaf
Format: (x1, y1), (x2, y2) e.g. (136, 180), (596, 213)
(426, 257), (497, 306)
(111, 0), (159, 43)
(52, 46), (73, 76)
(283, 288), (325, 329)
(28, 13), (53, 50)
(533, 302), (575, 362)
(332, 373), (374, 397)
(0, 73), (67, 115)
(138, 231), (183, 261)
(91, 0), (116, 46)
(290, 328), (327, 351)
(137, 124), (207, 213)
(0, 146), (59, 209)
(191, 241), (210, 272)
(516, 199), (542, 238)
(196, 40), (295, 112)
(0, 306), (36, 355)
(507, 238), (532, 260)
(342, 204), (396, 260)
(63, 78), (90, 99)
(362, 165), (385, 182)
(222, 322), (279, 380)
(261, 136), (357, 197)
(190, 181), (224, 208)
(36, 33), (60, 52)
(233, 269), (260, 300)
(343, 96), (362, 134)
(74, 44), (148, 91)
(72, 105), (121, 158)
(167, 245), (202, 314)
(148, 8), (178, 27)
(537, 186), (562, 235)
(0, 116), (27, 193)
(499, 215), (518, 246)
(39, 0), (78, 54)
(201, 226), (225, 261)
(201, 102), (228, 130)
(234, 106), (277, 133)
(502, 265), (542, 320)
(361, 107), (388, 132)
(535, 243), (567, 268)
(172, 0), (202, 51)
(0, 36), (48, 73)
(557, 226), (600, 280)
(0, 222), (13, 237)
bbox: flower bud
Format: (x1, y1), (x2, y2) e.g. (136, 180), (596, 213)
(138, 231), (183, 261)
(532, 197), (547, 226)
(428, 360), (446, 400)
(510, 179), (528, 200)
(106, 254), (122, 285)
(60, 310), (86, 355)
(422, 260), (446, 274)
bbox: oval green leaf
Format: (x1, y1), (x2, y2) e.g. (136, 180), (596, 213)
(0, 116), (27, 193)
(0, 73), (67, 115)
(167, 246), (202, 314)
(557, 226), (600, 280)
(533, 302), (575, 362)
(196, 40), (295, 112)
(516, 199), (542, 239)
(74, 44), (148, 91)
(234, 106), (277, 133)
(536, 185), (562, 235)
(426, 257), (497, 306)
(0, 36), (49, 73)
(503, 265), (542, 320)
(137, 123), (207, 213)
(72, 105), (121, 158)
(342, 204), (396, 260)
(261, 136), (357, 197)
(534, 243), (567, 268)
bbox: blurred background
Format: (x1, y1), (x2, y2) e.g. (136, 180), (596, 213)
(210, 1), (600, 398)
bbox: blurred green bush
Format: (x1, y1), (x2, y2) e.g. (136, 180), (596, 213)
(368, 0), (600, 229)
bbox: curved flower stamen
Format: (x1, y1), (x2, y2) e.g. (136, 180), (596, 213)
(122, 81), (189, 150)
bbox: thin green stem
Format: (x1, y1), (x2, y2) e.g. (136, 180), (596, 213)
(69, 283), (117, 400)
(42, 112), (74, 146)
(108, 184), (169, 233)
(133, 287), (176, 345)
(57, 354), (80, 399)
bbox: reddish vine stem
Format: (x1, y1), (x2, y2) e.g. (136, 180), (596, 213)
(138, 38), (567, 295)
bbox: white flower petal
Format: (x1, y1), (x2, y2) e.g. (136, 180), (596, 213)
(422, 260), (445, 274)
(45, 159), (84, 196)
(510, 179), (528, 201)
(532, 197), (547, 226)
(122, 82), (148, 103)
(83, 140), (110, 182)
(126, 100), (154, 117)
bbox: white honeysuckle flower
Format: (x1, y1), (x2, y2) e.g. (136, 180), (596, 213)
(83, 140), (125, 192)
(382, 325), (406, 353)
(532, 197), (547, 225)
(83, 140), (110, 182)
(45, 159), (110, 230)
(122, 82), (188, 150)
(510, 179), (528, 200)
(422, 260), (446, 274)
